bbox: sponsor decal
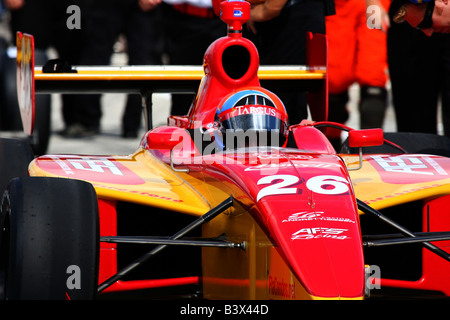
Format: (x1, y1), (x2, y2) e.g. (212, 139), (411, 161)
(233, 105), (277, 117)
(244, 158), (340, 172)
(93, 183), (183, 203)
(68, 158), (124, 176)
(36, 155), (145, 185)
(268, 276), (295, 299)
(369, 155), (450, 184)
(363, 183), (442, 204)
(291, 227), (350, 240)
(282, 211), (355, 224)
(233, 9), (243, 17)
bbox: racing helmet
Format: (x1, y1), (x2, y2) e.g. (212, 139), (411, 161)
(215, 88), (289, 148)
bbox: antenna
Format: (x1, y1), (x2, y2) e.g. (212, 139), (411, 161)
(219, 0), (250, 35)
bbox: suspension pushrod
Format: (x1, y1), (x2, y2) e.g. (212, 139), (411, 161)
(364, 233), (450, 247)
(100, 235), (244, 249)
(363, 231), (450, 241)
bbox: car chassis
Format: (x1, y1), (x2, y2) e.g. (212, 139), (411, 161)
(1, 0), (450, 300)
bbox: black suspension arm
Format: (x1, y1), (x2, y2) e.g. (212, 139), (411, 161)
(100, 235), (244, 249)
(357, 199), (450, 262)
(364, 232), (450, 247)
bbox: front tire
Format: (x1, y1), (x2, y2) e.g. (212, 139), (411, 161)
(0, 177), (99, 300)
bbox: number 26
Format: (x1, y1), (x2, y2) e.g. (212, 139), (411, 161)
(257, 174), (349, 202)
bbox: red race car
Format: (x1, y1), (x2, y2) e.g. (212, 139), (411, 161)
(1, 0), (450, 301)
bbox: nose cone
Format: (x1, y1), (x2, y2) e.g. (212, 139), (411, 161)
(252, 153), (366, 299)
(261, 193), (366, 299)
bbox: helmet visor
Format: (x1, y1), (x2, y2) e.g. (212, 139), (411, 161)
(221, 113), (286, 133)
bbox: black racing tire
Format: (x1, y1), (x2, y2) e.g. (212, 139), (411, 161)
(341, 132), (450, 157)
(0, 138), (34, 192)
(0, 177), (99, 300)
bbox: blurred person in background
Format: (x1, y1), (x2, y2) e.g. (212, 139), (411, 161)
(160, 0), (226, 116)
(388, 0), (450, 137)
(324, 0), (390, 149)
(245, 0), (335, 126)
(60, 0), (164, 138)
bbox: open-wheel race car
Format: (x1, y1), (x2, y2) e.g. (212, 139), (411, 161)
(1, 0), (450, 301)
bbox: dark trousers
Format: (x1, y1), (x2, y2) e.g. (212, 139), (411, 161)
(9, 0), (86, 62)
(63, 0), (163, 131)
(162, 3), (226, 116)
(9, 0), (89, 125)
(388, 21), (450, 136)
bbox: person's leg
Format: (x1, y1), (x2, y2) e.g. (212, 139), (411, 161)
(121, 3), (165, 137)
(61, 0), (124, 136)
(356, 1), (388, 129)
(163, 4), (225, 116)
(387, 21), (439, 134)
(324, 0), (359, 146)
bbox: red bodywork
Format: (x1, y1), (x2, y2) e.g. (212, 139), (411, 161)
(19, 0), (450, 299)
(92, 0), (366, 298)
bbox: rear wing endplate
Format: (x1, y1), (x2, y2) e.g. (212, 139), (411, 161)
(16, 32), (35, 135)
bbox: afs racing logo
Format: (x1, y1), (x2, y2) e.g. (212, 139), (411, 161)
(291, 227), (350, 240)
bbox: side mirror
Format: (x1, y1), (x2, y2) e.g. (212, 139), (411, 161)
(146, 129), (190, 173)
(347, 128), (384, 171)
(146, 131), (182, 150)
(348, 128), (384, 148)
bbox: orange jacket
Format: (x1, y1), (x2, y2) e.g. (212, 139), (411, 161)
(326, 0), (390, 94)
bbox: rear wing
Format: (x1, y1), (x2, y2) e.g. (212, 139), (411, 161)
(17, 32), (327, 134)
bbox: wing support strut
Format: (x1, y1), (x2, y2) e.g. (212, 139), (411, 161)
(142, 89), (153, 130)
(357, 199), (450, 263)
(97, 196), (234, 293)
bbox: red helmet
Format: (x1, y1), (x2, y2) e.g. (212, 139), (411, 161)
(216, 87), (289, 147)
